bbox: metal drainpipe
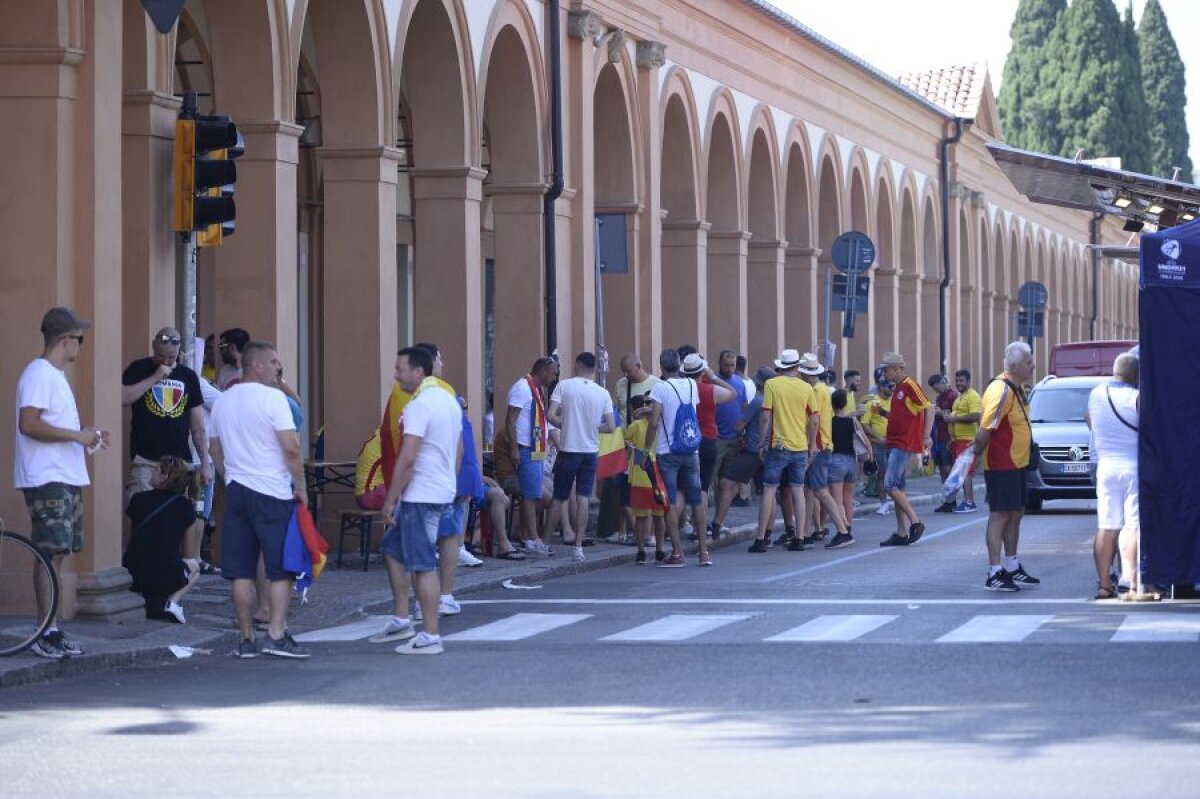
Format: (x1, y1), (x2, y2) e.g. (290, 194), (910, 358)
(543, 0), (564, 356)
(938, 117), (966, 375)
(1089, 212), (1103, 339)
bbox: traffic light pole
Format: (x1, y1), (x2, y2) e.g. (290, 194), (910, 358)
(182, 232), (197, 370)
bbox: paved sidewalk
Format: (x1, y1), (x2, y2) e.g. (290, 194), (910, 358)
(0, 472), (963, 687)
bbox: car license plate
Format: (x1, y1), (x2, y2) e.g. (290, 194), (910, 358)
(1061, 462), (1090, 474)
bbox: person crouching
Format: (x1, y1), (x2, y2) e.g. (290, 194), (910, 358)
(123, 455), (201, 623)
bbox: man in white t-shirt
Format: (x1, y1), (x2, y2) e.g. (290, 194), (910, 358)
(210, 341), (307, 660)
(1085, 352), (1140, 599)
(504, 356), (559, 555)
(375, 346), (463, 655)
(15, 307), (110, 660)
(644, 349), (711, 568)
(545, 352), (616, 561)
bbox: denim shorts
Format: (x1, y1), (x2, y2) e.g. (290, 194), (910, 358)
(884, 447), (912, 493)
(220, 482), (294, 581)
(552, 451), (598, 501)
(657, 451), (702, 506)
(762, 448), (808, 487)
(805, 450), (832, 489)
(827, 452), (859, 485)
(380, 501), (450, 573)
(437, 497), (469, 538)
(517, 445), (546, 499)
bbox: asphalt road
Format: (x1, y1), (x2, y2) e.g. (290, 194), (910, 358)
(3, 499), (1199, 798)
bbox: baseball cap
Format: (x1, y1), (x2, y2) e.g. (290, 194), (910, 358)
(753, 366), (775, 386)
(40, 307), (91, 339)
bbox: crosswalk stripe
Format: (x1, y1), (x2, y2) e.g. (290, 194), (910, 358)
(1111, 613), (1200, 642)
(601, 614), (751, 642)
(937, 614), (1053, 643)
(295, 615), (391, 642)
(765, 614), (898, 642)
(445, 613), (591, 642)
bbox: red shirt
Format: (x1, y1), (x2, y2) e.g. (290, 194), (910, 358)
(697, 380), (718, 440)
(885, 376), (932, 453)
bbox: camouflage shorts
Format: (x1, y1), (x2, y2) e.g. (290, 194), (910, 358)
(22, 482), (84, 556)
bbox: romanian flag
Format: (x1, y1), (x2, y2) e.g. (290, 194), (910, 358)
(625, 419), (669, 510)
(283, 502), (330, 591)
(596, 427), (628, 480)
(379, 381), (413, 490)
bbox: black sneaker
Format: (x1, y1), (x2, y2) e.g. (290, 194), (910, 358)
(775, 528), (797, 546)
(654, 550), (667, 563)
(748, 538), (769, 553)
(907, 522), (925, 545)
(1009, 565), (1041, 587)
(985, 569), (1019, 592)
(825, 532), (856, 549)
(44, 630), (83, 656)
(934, 501), (956, 513)
(707, 522), (721, 540)
(231, 638), (259, 659)
(879, 533), (910, 547)
(31, 634), (66, 660)
(786, 537), (810, 552)
(811, 528), (829, 542)
(261, 632), (311, 659)
(635, 550), (647, 565)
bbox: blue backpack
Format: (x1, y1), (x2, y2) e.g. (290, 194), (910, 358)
(665, 380), (702, 454)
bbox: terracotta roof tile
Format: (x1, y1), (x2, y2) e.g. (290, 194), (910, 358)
(896, 63), (989, 119)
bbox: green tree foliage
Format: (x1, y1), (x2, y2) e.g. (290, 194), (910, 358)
(1138, 0), (1194, 178)
(998, 0), (1067, 153)
(1050, 0), (1150, 172)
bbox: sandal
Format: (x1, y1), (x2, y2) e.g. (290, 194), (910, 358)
(495, 549), (527, 561)
(1094, 585), (1117, 600)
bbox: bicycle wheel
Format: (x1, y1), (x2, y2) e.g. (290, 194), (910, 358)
(0, 530), (59, 656)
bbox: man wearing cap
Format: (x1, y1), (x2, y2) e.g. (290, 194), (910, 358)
(749, 349), (819, 553)
(15, 307), (110, 659)
(878, 351), (933, 546)
(798, 352), (853, 548)
(861, 369), (894, 503)
(711, 366), (773, 533)
(122, 327), (209, 505)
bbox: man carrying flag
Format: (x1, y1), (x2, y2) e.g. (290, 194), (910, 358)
(505, 356), (559, 556)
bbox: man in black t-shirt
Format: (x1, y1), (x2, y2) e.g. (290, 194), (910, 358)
(121, 327), (208, 502)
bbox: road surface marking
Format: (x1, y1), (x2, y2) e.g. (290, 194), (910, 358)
(937, 614), (1053, 643)
(461, 597), (1113, 606)
(766, 614), (898, 642)
(602, 614), (751, 642)
(1111, 613), (1200, 642)
(444, 612), (591, 641)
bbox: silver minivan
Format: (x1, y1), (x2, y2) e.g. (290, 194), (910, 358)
(1024, 375), (1104, 512)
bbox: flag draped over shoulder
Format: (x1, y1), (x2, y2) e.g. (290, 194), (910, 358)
(380, 381), (413, 490)
(283, 502), (329, 591)
(595, 402), (627, 481)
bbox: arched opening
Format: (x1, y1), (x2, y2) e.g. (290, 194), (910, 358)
(874, 177), (896, 368)
(816, 155), (841, 361)
(846, 167), (870, 373)
(705, 110), (743, 356)
(746, 128), (781, 368)
(659, 90), (702, 349)
(920, 196), (939, 376)
(977, 217), (991, 376)
(956, 209), (974, 374)
(898, 190), (919, 368)
(783, 141), (814, 352)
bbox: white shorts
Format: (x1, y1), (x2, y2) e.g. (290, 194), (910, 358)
(1096, 462), (1138, 532)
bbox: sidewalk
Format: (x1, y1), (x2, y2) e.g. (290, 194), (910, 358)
(0, 472), (960, 688)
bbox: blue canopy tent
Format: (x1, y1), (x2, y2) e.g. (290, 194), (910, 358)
(1139, 217), (1200, 588)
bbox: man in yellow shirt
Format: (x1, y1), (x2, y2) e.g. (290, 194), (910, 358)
(749, 349), (819, 553)
(942, 368), (982, 512)
(800, 353), (852, 548)
(860, 371), (893, 502)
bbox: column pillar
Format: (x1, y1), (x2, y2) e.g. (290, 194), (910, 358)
(918, 277), (941, 378)
(898, 274), (921, 368)
(874, 267), (899, 360)
(211, 121), (303, 375)
(747, 239), (785, 368)
(661, 220), (708, 351)
(318, 146), (400, 460)
(636, 40), (666, 362)
(411, 166), (486, 435)
(706, 231), (749, 356)
(489, 183), (547, 395)
(784, 247), (820, 352)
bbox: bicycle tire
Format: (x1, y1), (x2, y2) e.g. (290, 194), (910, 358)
(0, 530), (59, 657)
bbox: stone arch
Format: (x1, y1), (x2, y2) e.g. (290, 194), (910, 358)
(873, 166), (898, 366)
(745, 112), (783, 367)
(745, 108), (781, 240)
(815, 145), (843, 362)
(659, 69), (705, 349)
(977, 215), (992, 375)
(845, 156), (872, 373)
(205, 0), (294, 120)
(897, 185), (919, 362)
(919, 194), (939, 376)
(957, 207), (976, 374)
(782, 123), (815, 351)
(480, 5), (548, 403)
(704, 93), (745, 355)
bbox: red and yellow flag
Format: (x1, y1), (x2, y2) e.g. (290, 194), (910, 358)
(379, 381), (413, 490)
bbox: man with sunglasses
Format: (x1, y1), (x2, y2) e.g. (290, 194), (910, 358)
(121, 327), (208, 504)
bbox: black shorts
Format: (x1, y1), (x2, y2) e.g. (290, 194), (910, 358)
(721, 452), (762, 485)
(698, 438), (718, 493)
(984, 469), (1028, 513)
(220, 481), (295, 581)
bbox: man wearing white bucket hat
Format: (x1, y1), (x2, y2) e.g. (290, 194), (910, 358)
(797, 352), (853, 548)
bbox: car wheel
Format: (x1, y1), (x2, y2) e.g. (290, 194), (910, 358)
(1025, 494), (1043, 513)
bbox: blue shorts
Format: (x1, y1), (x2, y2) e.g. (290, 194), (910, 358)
(762, 448), (809, 487)
(437, 498), (469, 538)
(884, 447), (911, 493)
(657, 451), (702, 506)
(518, 446), (546, 500)
(828, 452), (859, 484)
(380, 501), (450, 573)
(805, 450), (832, 489)
(552, 451), (598, 501)
(220, 482), (295, 582)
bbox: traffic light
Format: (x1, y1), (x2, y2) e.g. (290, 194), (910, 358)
(173, 92), (242, 246)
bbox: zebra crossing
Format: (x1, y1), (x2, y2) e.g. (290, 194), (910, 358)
(295, 608), (1200, 646)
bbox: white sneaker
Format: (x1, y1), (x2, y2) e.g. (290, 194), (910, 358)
(680, 521), (695, 536)
(572, 546), (585, 562)
(458, 546), (484, 568)
(524, 540), (552, 557)
(368, 618), (416, 644)
(876, 500), (894, 516)
(439, 596), (462, 616)
(163, 601), (186, 624)
(395, 632), (443, 655)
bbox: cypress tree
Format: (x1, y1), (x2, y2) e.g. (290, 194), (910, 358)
(998, 0), (1067, 153)
(1138, 0), (1193, 178)
(1051, 0), (1150, 172)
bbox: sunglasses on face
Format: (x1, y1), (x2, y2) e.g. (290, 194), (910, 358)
(158, 335), (182, 346)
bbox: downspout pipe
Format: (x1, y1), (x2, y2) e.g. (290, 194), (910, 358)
(1089, 212), (1103, 339)
(543, 0), (564, 356)
(938, 117), (967, 375)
